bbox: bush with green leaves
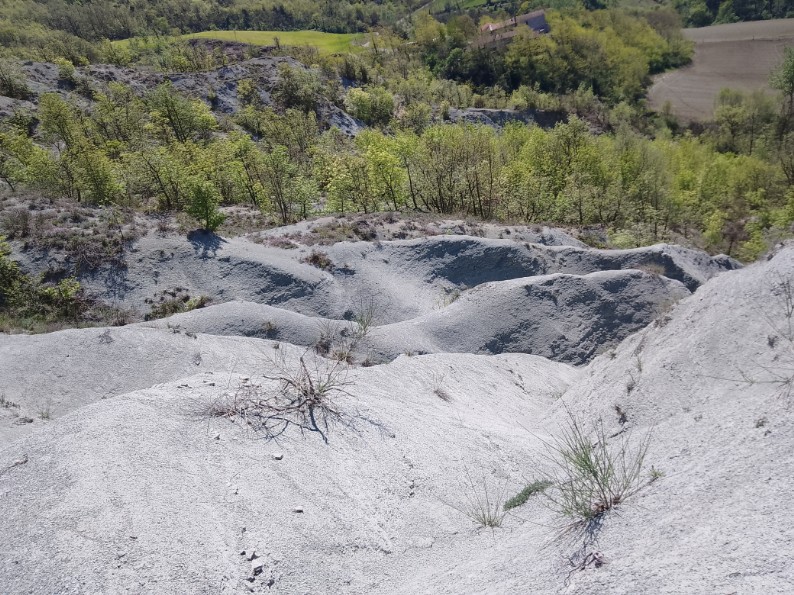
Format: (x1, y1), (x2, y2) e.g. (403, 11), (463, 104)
(1, 235), (88, 328)
(272, 64), (323, 114)
(0, 236), (22, 308)
(236, 78), (259, 106)
(345, 87), (394, 127)
(186, 179), (225, 231)
(147, 82), (217, 143)
(145, 294), (210, 321)
(53, 57), (76, 83)
(503, 480), (552, 511)
(0, 59), (31, 100)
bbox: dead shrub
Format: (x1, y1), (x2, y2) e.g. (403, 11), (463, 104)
(302, 249), (334, 271)
(208, 350), (353, 443)
(635, 262), (667, 277)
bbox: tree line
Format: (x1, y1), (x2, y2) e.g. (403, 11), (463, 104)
(2, 56), (793, 260)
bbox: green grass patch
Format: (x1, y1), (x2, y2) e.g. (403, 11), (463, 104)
(503, 480), (551, 511)
(183, 30), (365, 55)
(429, 0), (507, 14)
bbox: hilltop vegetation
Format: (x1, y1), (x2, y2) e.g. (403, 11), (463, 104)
(416, 9), (692, 101)
(0, 0), (789, 64)
(0, 0), (793, 332)
(669, 0), (793, 27)
(0, 55), (791, 262)
(432, 0), (793, 27)
(183, 30), (366, 56)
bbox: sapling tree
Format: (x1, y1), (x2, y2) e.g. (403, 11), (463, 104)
(186, 179), (225, 232)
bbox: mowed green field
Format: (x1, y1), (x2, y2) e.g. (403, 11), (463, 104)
(183, 30), (365, 54)
(429, 0), (489, 13)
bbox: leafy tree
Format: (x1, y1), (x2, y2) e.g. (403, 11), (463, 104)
(92, 83), (147, 147)
(0, 235), (23, 308)
(126, 144), (194, 210)
(771, 48), (794, 184)
(771, 47), (794, 121)
(399, 102), (432, 134)
(326, 151), (375, 214)
(272, 64), (323, 114)
(237, 78), (259, 106)
(38, 93), (81, 149)
(244, 144), (317, 224)
(147, 82), (216, 143)
(255, 108), (319, 165)
(0, 129), (56, 192)
(713, 89), (777, 154)
(186, 179), (225, 231)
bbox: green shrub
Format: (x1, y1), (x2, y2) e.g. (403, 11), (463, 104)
(0, 59), (31, 100)
(237, 78), (259, 106)
(145, 293), (210, 321)
(345, 87), (394, 127)
(272, 64), (322, 114)
(1, 235), (90, 328)
(53, 57), (76, 83)
(503, 480), (552, 511)
(186, 180), (225, 231)
(0, 235), (23, 307)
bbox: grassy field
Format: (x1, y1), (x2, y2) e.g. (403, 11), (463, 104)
(648, 18), (794, 122)
(430, 0), (488, 11)
(182, 30), (365, 55)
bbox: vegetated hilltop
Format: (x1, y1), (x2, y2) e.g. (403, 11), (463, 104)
(648, 18), (794, 121)
(1, 3), (792, 325)
(0, 52), (359, 130)
(1, 230), (792, 593)
(182, 30), (367, 56)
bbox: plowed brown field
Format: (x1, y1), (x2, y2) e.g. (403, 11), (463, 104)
(648, 18), (794, 122)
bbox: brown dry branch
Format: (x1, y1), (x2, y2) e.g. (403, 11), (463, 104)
(208, 350), (354, 443)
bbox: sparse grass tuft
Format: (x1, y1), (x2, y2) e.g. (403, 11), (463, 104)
(314, 319), (339, 356)
(453, 470), (508, 529)
(636, 262), (667, 277)
(431, 371), (452, 402)
(543, 412), (652, 526)
(648, 466), (664, 482)
(37, 401), (51, 420)
(351, 296), (378, 339)
(0, 394), (20, 410)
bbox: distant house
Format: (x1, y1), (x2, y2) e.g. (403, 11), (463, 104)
(479, 22), (504, 34)
(475, 10), (549, 48)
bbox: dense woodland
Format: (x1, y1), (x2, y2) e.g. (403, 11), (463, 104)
(1, 46), (792, 260)
(0, 0), (791, 61)
(1, 0), (793, 327)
